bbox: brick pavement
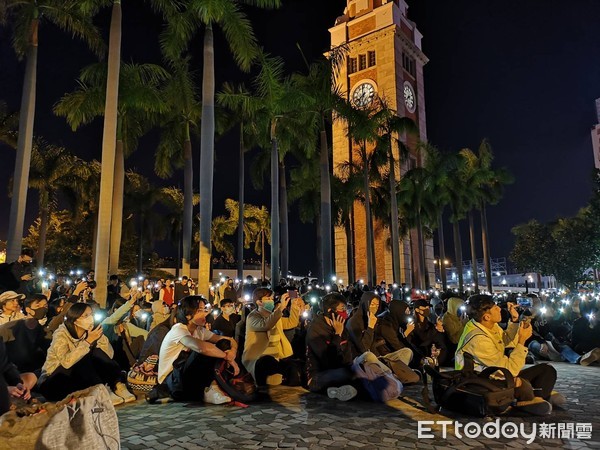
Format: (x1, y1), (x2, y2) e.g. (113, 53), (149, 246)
(117, 363), (600, 449)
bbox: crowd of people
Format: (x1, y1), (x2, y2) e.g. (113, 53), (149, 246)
(1, 247), (599, 418)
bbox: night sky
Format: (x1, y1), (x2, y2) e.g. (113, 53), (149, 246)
(1, 0), (600, 275)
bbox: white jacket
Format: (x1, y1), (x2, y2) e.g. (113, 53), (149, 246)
(39, 324), (114, 383)
(455, 319), (528, 377)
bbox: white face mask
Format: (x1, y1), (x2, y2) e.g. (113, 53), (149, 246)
(75, 315), (94, 331)
(223, 306), (235, 315)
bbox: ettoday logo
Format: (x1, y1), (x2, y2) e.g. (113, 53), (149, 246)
(418, 420), (593, 443)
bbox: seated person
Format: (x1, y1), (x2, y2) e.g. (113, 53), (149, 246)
(37, 303), (136, 405)
(157, 296), (238, 404)
(345, 292), (381, 358)
(47, 297), (66, 324)
(212, 299), (241, 338)
(457, 294), (562, 415)
(526, 304), (600, 365)
(149, 300), (171, 331)
(305, 293), (356, 401)
(374, 300), (420, 384)
(572, 307), (600, 355)
(406, 299), (448, 367)
(0, 339), (33, 414)
(442, 297), (468, 356)
(0, 294), (50, 375)
(0, 291), (26, 325)
(242, 289), (302, 387)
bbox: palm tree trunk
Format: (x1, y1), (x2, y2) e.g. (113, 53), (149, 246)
(182, 128), (193, 277)
(345, 217), (354, 283)
(94, 1), (121, 307)
(316, 212), (323, 281)
(319, 125), (333, 281)
(109, 139), (124, 275)
(437, 213), (447, 291)
(7, 18), (38, 262)
(452, 219), (464, 292)
(270, 126), (280, 286)
(279, 160), (289, 280)
(363, 161), (375, 287)
(237, 123), (245, 281)
(480, 203), (493, 293)
(138, 214), (144, 274)
(468, 210), (479, 292)
(416, 210), (427, 289)
(198, 23), (216, 297)
(388, 147), (401, 284)
(37, 188), (49, 267)
(261, 229), (266, 281)
(176, 227), (181, 279)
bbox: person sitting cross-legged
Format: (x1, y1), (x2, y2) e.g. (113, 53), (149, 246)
(456, 294), (564, 416)
(157, 296), (239, 404)
(305, 293), (357, 401)
(37, 303), (136, 406)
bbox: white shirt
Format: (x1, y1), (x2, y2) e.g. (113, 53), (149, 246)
(158, 323), (214, 383)
(0, 311), (25, 325)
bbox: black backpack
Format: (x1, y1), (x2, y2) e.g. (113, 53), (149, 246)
(422, 353), (515, 417)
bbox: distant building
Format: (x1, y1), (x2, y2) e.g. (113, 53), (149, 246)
(592, 98), (600, 170)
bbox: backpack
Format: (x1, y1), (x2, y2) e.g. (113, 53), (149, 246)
(352, 351), (403, 402)
(422, 352), (515, 417)
(213, 360), (257, 404)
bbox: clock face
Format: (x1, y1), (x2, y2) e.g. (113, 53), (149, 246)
(403, 81), (416, 113)
(352, 82), (376, 108)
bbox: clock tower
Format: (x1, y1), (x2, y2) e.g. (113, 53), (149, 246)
(329, 0), (435, 286)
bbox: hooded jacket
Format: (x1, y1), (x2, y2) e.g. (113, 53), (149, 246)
(345, 291), (381, 357)
(305, 313), (353, 383)
(442, 297), (467, 344)
(375, 300), (410, 354)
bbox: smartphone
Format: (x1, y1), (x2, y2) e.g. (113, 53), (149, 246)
(517, 297), (532, 308)
(288, 290), (298, 299)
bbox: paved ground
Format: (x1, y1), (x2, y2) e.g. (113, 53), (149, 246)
(117, 363), (600, 449)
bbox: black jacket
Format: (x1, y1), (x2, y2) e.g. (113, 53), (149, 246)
(306, 314), (353, 381)
(345, 291), (381, 357)
(375, 300), (410, 354)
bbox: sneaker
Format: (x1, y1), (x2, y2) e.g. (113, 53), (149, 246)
(516, 398), (552, 416)
(265, 374), (283, 386)
(109, 390), (124, 406)
(327, 385), (358, 401)
(579, 348), (600, 366)
(204, 382), (232, 405)
(548, 390), (566, 408)
(145, 385), (173, 404)
(114, 382), (136, 403)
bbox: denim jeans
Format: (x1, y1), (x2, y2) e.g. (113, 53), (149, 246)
(529, 340), (580, 364)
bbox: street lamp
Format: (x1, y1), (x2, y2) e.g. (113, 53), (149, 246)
(434, 258), (450, 291)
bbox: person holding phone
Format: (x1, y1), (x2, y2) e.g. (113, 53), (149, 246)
(242, 288), (303, 387)
(38, 302), (136, 405)
(305, 293), (357, 401)
(456, 294), (563, 415)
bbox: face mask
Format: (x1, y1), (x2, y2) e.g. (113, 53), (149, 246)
(31, 307), (48, 321)
(223, 306), (235, 315)
(75, 315), (94, 331)
(418, 309), (431, 318)
(192, 313), (206, 326)
(335, 311), (349, 320)
(262, 300), (275, 312)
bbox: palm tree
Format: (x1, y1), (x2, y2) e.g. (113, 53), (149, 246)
(373, 99), (417, 284)
(28, 140), (90, 266)
(2, 0), (105, 262)
(290, 47), (347, 282)
(244, 204), (271, 282)
(54, 61), (169, 276)
(217, 82), (262, 281)
(460, 140), (513, 292)
(152, 0), (280, 295)
(154, 56), (201, 277)
(331, 173), (361, 283)
(335, 98), (387, 287)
